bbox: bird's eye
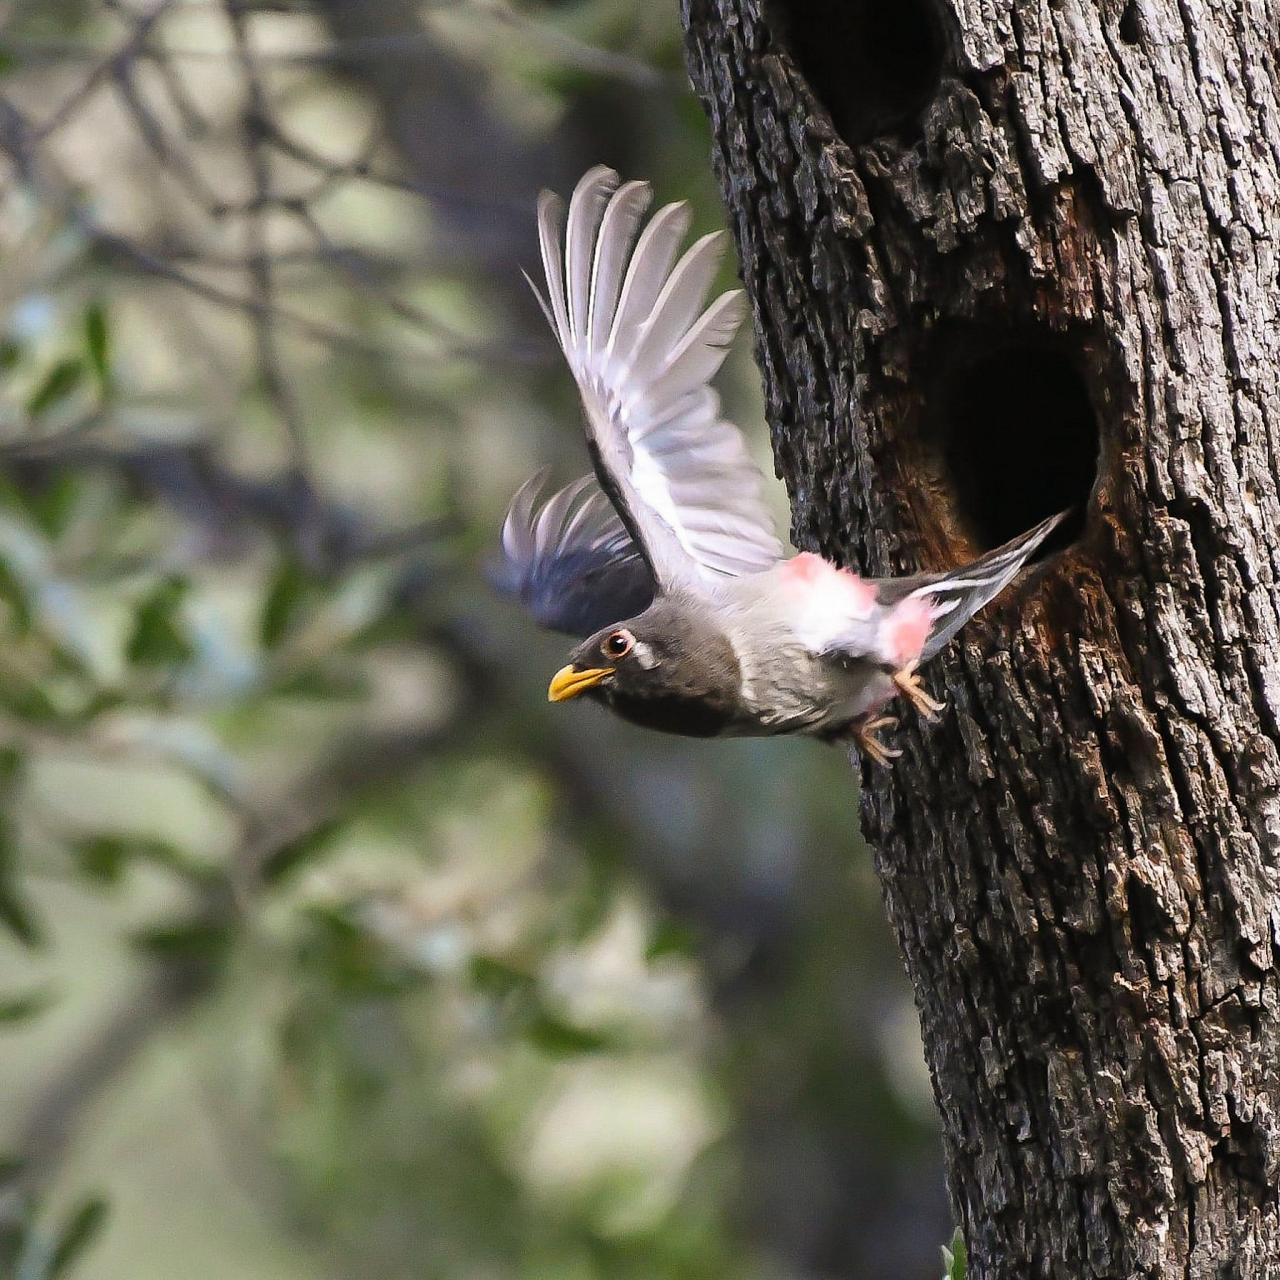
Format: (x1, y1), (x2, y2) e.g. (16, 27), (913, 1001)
(602, 630), (634, 659)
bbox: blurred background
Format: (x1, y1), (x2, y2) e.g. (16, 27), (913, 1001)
(0, 2), (950, 1276)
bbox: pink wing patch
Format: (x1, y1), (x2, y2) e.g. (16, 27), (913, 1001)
(780, 553), (876, 613)
(880, 597), (935, 668)
(779, 552), (825, 585)
(781, 552), (880, 653)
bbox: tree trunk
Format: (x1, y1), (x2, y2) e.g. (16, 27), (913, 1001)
(681, 0), (1280, 1276)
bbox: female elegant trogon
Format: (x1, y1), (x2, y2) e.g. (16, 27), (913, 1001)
(494, 167), (1064, 764)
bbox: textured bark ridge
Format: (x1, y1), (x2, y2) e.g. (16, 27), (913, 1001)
(681, 0), (1280, 1275)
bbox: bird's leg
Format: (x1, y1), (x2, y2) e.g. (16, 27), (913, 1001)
(891, 661), (945, 720)
(851, 714), (901, 768)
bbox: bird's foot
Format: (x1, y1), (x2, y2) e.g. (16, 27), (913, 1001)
(892, 662), (945, 720)
(852, 715), (901, 768)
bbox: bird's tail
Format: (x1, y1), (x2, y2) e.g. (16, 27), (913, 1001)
(898, 510), (1069, 663)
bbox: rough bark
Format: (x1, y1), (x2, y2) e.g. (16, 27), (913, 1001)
(682, 1), (1280, 1277)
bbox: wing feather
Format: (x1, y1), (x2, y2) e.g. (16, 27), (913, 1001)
(891, 511), (1067, 662)
(607, 203), (691, 362)
(565, 166), (617, 344)
(535, 167), (782, 589)
(649, 290), (747, 407)
(776, 513), (1066, 666)
(494, 470), (655, 637)
(627, 232), (725, 382)
(535, 192), (570, 343)
(587, 180), (651, 350)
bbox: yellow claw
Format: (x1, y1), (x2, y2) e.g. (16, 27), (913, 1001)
(892, 663), (946, 720)
(854, 715), (902, 767)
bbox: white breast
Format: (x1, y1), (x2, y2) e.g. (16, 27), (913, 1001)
(709, 567), (892, 737)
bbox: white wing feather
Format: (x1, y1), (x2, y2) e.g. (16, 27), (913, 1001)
(533, 165), (783, 591)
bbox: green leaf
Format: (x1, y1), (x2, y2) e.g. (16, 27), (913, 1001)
(0, 336), (22, 371)
(0, 670), (61, 721)
(83, 302), (110, 395)
(469, 954), (536, 999)
(26, 471), (84, 540)
(26, 357), (84, 419)
(260, 558), (314, 649)
(645, 918), (699, 963)
(0, 986), (55, 1024)
(0, 819), (39, 946)
(74, 834), (129, 885)
(48, 1196), (109, 1278)
(72, 834), (207, 887)
(271, 667), (368, 701)
(259, 817), (345, 885)
(0, 557), (32, 632)
(0, 878), (43, 947)
(0, 746), (22, 789)
(298, 904), (412, 997)
(941, 1228), (968, 1280)
(125, 577), (192, 668)
(525, 1013), (611, 1057)
(131, 917), (228, 961)
(70, 689), (126, 723)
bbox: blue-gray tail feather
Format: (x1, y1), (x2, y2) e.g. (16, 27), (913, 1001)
(898, 510), (1068, 663)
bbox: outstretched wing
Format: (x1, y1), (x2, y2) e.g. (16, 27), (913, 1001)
(492, 470), (655, 636)
(531, 165), (783, 593)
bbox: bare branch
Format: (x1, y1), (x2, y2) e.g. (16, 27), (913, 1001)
(226, 0), (310, 472)
(33, 0), (177, 141)
(0, 95), (546, 368)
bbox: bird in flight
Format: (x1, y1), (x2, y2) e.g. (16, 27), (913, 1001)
(494, 166), (1064, 765)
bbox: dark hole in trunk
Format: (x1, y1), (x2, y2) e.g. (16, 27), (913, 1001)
(1118, 1), (1141, 45)
(927, 338), (1098, 552)
(770, 0), (946, 145)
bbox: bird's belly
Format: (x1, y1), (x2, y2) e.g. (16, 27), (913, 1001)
(811, 672), (896, 736)
(735, 650), (891, 738)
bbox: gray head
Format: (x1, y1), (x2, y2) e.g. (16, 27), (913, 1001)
(547, 598), (742, 737)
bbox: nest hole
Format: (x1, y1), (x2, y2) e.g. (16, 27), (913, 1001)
(1118, 1), (1141, 45)
(772, 0), (946, 146)
(932, 340), (1098, 552)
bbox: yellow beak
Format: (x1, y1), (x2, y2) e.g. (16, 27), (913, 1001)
(548, 665), (612, 702)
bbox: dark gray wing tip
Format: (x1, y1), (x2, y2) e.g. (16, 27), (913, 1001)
(493, 470), (655, 637)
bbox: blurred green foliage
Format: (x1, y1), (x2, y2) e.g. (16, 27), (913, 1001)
(942, 1228), (968, 1280)
(0, 1), (949, 1277)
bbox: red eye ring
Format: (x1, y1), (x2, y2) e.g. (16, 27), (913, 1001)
(602, 630), (634, 659)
